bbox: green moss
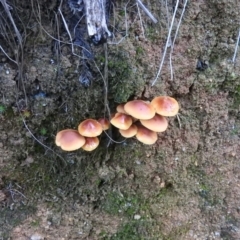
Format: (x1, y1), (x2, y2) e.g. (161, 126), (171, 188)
(108, 51), (138, 103)
(230, 125), (239, 135)
(4, 106), (15, 118)
(109, 221), (152, 240)
(39, 127), (47, 136)
(232, 84), (240, 109)
(163, 223), (191, 240)
(0, 205), (36, 238)
(22, 110), (31, 118)
(220, 71), (240, 109)
(145, 26), (159, 41)
(108, 219), (189, 240)
(186, 163), (221, 207)
(136, 46), (144, 57)
(0, 104), (6, 114)
(111, 143), (146, 168)
(96, 55), (106, 64)
(103, 192), (143, 217)
(156, 185), (173, 199)
(30, 219), (41, 227)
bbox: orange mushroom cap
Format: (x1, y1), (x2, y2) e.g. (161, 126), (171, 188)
(78, 119), (103, 137)
(110, 113), (133, 130)
(116, 103), (128, 114)
(136, 125), (158, 145)
(55, 129), (86, 151)
(82, 137), (99, 151)
(124, 100), (155, 120)
(119, 124), (138, 138)
(98, 118), (110, 130)
(151, 96), (179, 117)
(140, 114), (168, 132)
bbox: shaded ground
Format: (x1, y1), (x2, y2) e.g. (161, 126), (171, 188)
(0, 0), (240, 239)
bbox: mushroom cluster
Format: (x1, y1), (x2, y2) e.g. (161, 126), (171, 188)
(55, 118), (110, 152)
(110, 96), (179, 145)
(55, 96), (179, 151)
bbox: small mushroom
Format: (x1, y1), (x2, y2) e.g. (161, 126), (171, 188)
(119, 124), (138, 138)
(98, 118), (110, 130)
(124, 100), (155, 120)
(82, 137), (99, 151)
(116, 103), (128, 114)
(110, 112), (133, 130)
(151, 96), (179, 117)
(140, 114), (168, 132)
(55, 129), (86, 151)
(136, 125), (158, 145)
(78, 119), (103, 137)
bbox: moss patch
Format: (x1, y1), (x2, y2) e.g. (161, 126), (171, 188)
(0, 205), (36, 239)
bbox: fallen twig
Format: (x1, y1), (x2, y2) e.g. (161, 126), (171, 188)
(170, 0), (188, 80)
(152, 0), (179, 86)
(232, 28), (240, 63)
(136, 1), (145, 38)
(108, 0), (131, 45)
(17, 105), (67, 165)
(6, 182), (27, 203)
(0, 0), (22, 46)
(0, 45), (18, 65)
(136, 0), (158, 24)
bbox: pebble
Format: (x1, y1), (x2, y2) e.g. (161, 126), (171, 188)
(0, 190), (6, 202)
(31, 233), (44, 240)
(30, 66), (37, 72)
(134, 214), (141, 220)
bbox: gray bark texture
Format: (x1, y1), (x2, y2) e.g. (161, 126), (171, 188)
(83, 0), (111, 42)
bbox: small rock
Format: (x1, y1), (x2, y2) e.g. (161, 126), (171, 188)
(30, 66), (37, 72)
(20, 156), (34, 167)
(153, 176), (161, 184)
(0, 190), (6, 202)
(230, 152), (236, 157)
(30, 233), (44, 240)
(134, 214), (141, 220)
(160, 182), (165, 188)
(128, 173), (135, 180)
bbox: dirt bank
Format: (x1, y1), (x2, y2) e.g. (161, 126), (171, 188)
(0, 0), (240, 239)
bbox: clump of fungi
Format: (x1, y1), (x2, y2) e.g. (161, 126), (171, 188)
(55, 118), (109, 152)
(55, 96), (179, 151)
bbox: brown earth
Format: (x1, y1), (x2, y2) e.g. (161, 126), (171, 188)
(0, 0), (240, 239)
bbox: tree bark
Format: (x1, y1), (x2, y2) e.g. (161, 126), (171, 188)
(83, 0), (111, 42)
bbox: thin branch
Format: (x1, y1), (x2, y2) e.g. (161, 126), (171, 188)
(164, 0), (173, 79)
(151, 0), (179, 86)
(58, 8), (74, 53)
(0, 0), (22, 46)
(170, 0), (188, 80)
(232, 28), (240, 63)
(6, 182), (27, 203)
(18, 108), (67, 165)
(103, 131), (127, 144)
(136, 1), (145, 38)
(0, 45), (18, 65)
(176, 114), (182, 129)
(103, 43), (113, 146)
(103, 43), (111, 120)
(136, 0), (158, 24)
(58, 8), (91, 59)
(29, 0), (85, 59)
(108, 0), (131, 45)
(165, 0), (170, 29)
